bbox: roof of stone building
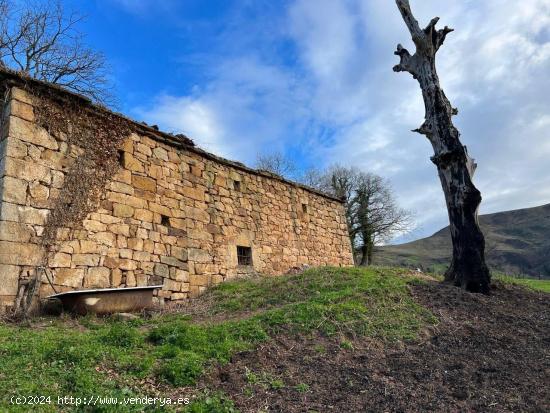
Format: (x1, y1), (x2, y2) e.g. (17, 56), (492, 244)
(0, 67), (343, 203)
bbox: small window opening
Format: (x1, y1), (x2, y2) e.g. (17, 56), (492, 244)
(233, 180), (241, 191)
(117, 150), (125, 166)
(237, 246), (252, 266)
(302, 203), (308, 214)
(161, 215), (170, 227)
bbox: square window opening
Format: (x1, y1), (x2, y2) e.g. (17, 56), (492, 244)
(233, 180), (241, 191)
(302, 203), (308, 214)
(161, 215), (170, 227)
(237, 246), (252, 266)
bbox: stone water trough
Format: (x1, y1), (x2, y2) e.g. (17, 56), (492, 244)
(46, 285), (163, 315)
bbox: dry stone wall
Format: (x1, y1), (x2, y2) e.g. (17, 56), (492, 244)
(0, 86), (353, 311)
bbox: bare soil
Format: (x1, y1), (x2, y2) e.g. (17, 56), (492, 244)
(206, 281), (550, 412)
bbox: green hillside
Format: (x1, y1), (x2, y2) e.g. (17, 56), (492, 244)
(375, 203), (550, 277)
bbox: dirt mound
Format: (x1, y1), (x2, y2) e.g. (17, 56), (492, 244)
(207, 282), (550, 412)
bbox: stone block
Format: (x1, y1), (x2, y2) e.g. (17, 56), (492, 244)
(152, 147), (169, 161)
(0, 221), (32, 242)
(188, 248), (212, 263)
(109, 181), (134, 195)
(72, 254), (100, 266)
(54, 268), (84, 288)
(136, 143), (152, 156)
(149, 202), (172, 217)
(132, 175), (156, 192)
(122, 152), (144, 173)
(211, 274), (224, 285)
(4, 137), (27, 158)
(171, 246), (188, 261)
(109, 224), (130, 236)
(9, 116), (58, 150)
(82, 220), (107, 232)
(154, 263), (169, 277)
(50, 253), (71, 268)
(181, 186), (205, 201)
(111, 268), (122, 286)
(160, 256), (187, 269)
(128, 238), (143, 251)
(168, 217), (186, 230)
(120, 137), (134, 153)
(186, 206), (210, 222)
(1, 176), (27, 204)
(136, 273), (148, 286)
(11, 87), (33, 104)
(173, 269), (189, 282)
(29, 181), (49, 201)
(18, 206), (49, 225)
(107, 192), (146, 209)
(113, 203), (134, 218)
(91, 231), (116, 247)
(133, 251), (150, 261)
(126, 271), (136, 287)
(0, 202), (18, 222)
(113, 169), (132, 184)
(134, 209), (153, 222)
(84, 267), (110, 288)
(120, 249), (132, 259)
(103, 256), (120, 269)
(80, 240), (100, 254)
(119, 259), (137, 271)
(0, 264), (20, 295)
(163, 278), (181, 291)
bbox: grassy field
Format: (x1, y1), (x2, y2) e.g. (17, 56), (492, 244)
(0, 267), (438, 412)
(496, 274), (550, 293)
(1, 267), (548, 412)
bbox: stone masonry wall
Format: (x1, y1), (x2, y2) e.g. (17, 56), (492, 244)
(0, 86), (353, 311)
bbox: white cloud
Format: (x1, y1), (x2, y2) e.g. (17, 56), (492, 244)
(135, 0), (550, 241)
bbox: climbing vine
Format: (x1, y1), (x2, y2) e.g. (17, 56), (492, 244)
(15, 87), (133, 316)
(33, 93), (132, 250)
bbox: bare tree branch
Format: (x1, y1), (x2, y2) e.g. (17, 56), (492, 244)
(0, 0), (113, 104)
(307, 164), (413, 265)
(255, 151), (297, 179)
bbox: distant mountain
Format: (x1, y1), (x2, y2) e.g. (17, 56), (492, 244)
(374, 203), (550, 277)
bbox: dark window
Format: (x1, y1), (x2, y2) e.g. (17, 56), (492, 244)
(233, 180), (241, 191)
(117, 150), (125, 166)
(302, 203), (308, 213)
(237, 246), (252, 266)
(161, 215), (170, 227)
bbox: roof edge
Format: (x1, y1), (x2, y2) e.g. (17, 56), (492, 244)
(0, 68), (344, 203)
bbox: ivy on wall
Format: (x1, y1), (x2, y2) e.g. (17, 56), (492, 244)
(33, 93), (132, 250)
(15, 88), (132, 316)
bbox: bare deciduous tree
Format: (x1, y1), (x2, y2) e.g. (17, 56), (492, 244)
(0, 0), (111, 103)
(313, 165), (412, 265)
(393, 0), (490, 293)
(352, 174), (412, 265)
(255, 151), (297, 178)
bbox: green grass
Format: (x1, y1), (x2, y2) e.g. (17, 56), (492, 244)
(494, 274), (550, 293)
(0, 267), (436, 412)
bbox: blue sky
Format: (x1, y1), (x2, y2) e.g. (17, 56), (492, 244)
(64, 0), (550, 242)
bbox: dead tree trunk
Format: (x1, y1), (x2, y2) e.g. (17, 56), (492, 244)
(393, 0), (490, 293)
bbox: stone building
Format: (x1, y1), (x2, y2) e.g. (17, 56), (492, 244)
(0, 69), (353, 312)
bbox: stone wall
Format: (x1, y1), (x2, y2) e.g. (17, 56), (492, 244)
(0, 85), (353, 311)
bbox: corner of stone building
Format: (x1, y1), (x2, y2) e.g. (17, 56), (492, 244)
(0, 86), (22, 313)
